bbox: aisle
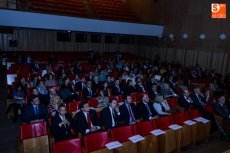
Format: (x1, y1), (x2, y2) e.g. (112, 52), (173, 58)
(0, 65), (19, 153)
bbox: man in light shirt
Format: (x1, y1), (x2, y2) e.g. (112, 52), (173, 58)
(101, 99), (120, 130)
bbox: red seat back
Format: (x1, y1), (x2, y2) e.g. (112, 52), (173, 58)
(135, 92), (144, 102)
(110, 125), (133, 143)
(67, 101), (81, 113)
(109, 95), (124, 104)
(155, 116), (173, 130)
(187, 109), (201, 119)
(166, 97), (178, 109)
(172, 112), (188, 125)
(84, 131), (109, 153)
(88, 98), (99, 108)
(204, 105), (214, 113)
(20, 121), (47, 140)
(133, 120), (156, 136)
(52, 138), (82, 153)
(130, 93), (137, 102)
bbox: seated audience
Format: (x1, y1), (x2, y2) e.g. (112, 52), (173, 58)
(214, 96), (230, 126)
(190, 87), (207, 111)
(101, 99), (121, 130)
(5, 85), (25, 122)
(153, 95), (171, 116)
(119, 95), (139, 125)
(98, 82), (110, 107)
(178, 89), (193, 111)
(48, 95), (64, 117)
(45, 74), (57, 87)
(60, 77), (79, 103)
(82, 80), (98, 100)
(36, 80), (50, 106)
(75, 101), (101, 135)
(124, 79), (136, 95)
(148, 84), (159, 102)
(137, 94), (158, 121)
(21, 95), (48, 123)
(51, 104), (74, 142)
(135, 77), (146, 93)
(111, 79), (124, 96)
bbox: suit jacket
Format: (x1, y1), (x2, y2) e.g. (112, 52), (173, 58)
(101, 106), (120, 130)
(148, 90), (158, 102)
(76, 109), (101, 135)
(214, 102), (230, 119)
(21, 103), (48, 123)
(111, 85), (123, 96)
(190, 92), (206, 109)
(123, 85), (136, 95)
(75, 81), (85, 92)
(119, 103), (138, 125)
(92, 81), (101, 91)
(137, 101), (157, 121)
(51, 114), (73, 142)
(82, 87), (97, 100)
(135, 83), (146, 93)
(178, 95), (192, 111)
(168, 80), (177, 92)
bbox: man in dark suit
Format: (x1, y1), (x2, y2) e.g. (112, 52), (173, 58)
(190, 87), (206, 110)
(82, 81), (98, 100)
(111, 79), (123, 96)
(191, 87), (218, 133)
(51, 104), (74, 142)
(168, 75), (177, 93)
(92, 75), (101, 91)
(101, 98), (121, 130)
(148, 84), (159, 102)
(86, 72), (94, 82)
(137, 94), (158, 121)
(74, 76), (86, 92)
(75, 101), (101, 135)
(214, 96), (230, 126)
(21, 94), (48, 123)
(146, 75), (159, 91)
(178, 89), (193, 111)
(119, 95), (139, 125)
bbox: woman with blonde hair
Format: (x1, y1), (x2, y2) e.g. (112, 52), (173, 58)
(48, 94), (64, 117)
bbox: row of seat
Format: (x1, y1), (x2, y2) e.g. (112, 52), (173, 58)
(19, 109), (211, 153)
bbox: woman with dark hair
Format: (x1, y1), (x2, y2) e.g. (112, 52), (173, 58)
(60, 77), (79, 103)
(124, 79), (136, 95)
(5, 85), (25, 122)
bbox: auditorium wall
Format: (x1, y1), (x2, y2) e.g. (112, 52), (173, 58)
(0, 28), (229, 75)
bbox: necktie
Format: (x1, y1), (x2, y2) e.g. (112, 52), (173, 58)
(87, 113), (92, 129)
(197, 95), (205, 106)
(34, 105), (39, 115)
(127, 105), (135, 123)
(88, 88), (92, 96)
(117, 86), (120, 93)
(145, 103), (152, 117)
(112, 109), (116, 126)
(160, 103), (166, 112)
